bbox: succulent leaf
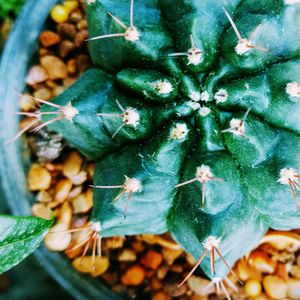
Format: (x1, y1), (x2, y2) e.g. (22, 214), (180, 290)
(0, 215), (53, 274)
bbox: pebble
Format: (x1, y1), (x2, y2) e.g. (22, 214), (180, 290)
(41, 55), (68, 80)
(59, 40), (76, 58)
(263, 275), (288, 299)
(121, 265), (146, 286)
(106, 236), (125, 249)
(67, 58), (78, 75)
(152, 291), (171, 300)
(118, 249), (137, 262)
(57, 23), (77, 39)
(54, 178), (73, 203)
(19, 93), (37, 112)
(141, 250), (163, 270)
(44, 222), (72, 251)
(51, 4), (69, 24)
(286, 278), (300, 299)
(72, 256), (109, 277)
(162, 248), (183, 265)
(36, 190), (52, 203)
(74, 30), (88, 47)
(72, 192), (93, 214)
(237, 260), (262, 282)
(249, 250), (277, 274)
(187, 276), (213, 296)
(77, 54), (91, 73)
(70, 171), (87, 185)
(63, 151), (82, 177)
(26, 65), (49, 86)
(28, 164), (52, 191)
(244, 279), (262, 298)
(39, 31), (61, 48)
(33, 87), (52, 101)
(31, 203), (52, 220)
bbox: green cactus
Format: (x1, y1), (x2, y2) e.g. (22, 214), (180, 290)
(8, 0), (300, 290)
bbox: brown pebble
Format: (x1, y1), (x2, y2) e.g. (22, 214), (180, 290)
(106, 236), (125, 249)
(152, 291), (171, 300)
(33, 87), (52, 101)
(77, 54), (91, 73)
(77, 19), (87, 30)
(63, 151), (82, 177)
(151, 277), (163, 291)
(263, 275), (287, 299)
(26, 65), (49, 86)
(67, 58), (78, 75)
(63, 77), (77, 87)
(32, 203), (52, 220)
(19, 93), (38, 112)
(121, 265), (146, 286)
(102, 272), (118, 286)
(28, 164), (52, 191)
(75, 30), (88, 47)
(39, 31), (61, 47)
(54, 178), (73, 203)
(157, 265), (168, 279)
(141, 250), (163, 270)
(118, 249), (137, 262)
(69, 11), (83, 23)
(162, 248), (183, 265)
(57, 23), (77, 39)
(41, 55), (68, 80)
(59, 40), (76, 58)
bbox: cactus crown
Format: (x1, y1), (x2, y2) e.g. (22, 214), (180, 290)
(11, 0), (300, 285)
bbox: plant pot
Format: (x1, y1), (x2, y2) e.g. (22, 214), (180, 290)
(0, 1), (125, 299)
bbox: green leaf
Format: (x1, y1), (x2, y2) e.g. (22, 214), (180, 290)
(0, 215), (54, 274)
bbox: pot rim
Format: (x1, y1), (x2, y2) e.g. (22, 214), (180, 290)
(0, 1), (125, 299)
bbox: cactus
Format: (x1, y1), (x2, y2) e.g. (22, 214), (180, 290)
(0, 0), (24, 19)
(6, 0), (300, 292)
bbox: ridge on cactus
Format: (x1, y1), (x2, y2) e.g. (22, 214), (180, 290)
(8, 0), (300, 295)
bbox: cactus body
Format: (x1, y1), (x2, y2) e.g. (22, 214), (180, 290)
(39, 0), (300, 279)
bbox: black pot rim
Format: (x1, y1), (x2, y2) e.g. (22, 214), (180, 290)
(0, 1), (126, 299)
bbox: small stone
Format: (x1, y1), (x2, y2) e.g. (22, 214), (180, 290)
(72, 256), (109, 277)
(170, 264), (183, 273)
(31, 203), (52, 220)
(291, 265), (300, 279)
(157, 265), (168, 279)
(68, 186), (83, 199)
(141, 250), (163, 270)
(245, 279), (262, 298)
(69, 11), (83, 23)
(28, 164), (52, 191)
(26, 65), (49, 86)
(74, 30), (88, 47)
(77, 19), (87, 30)
(249, 250), (277, 274)
(57, 23), (77, 39)
(59, 202), (73, 225)
(162, 247), (183, 265)
(70, 171), (87, 185)
(105, 236), (125, 249)
(72, 192), (93, 214)
(150, 277), (163, 291)
(59, 40), (76, 58)
(237, 260), (262, 282)
(33, 87), (52, 101)
(63, 151), (83, 177)
(263, 275), (288, 299)
(50, 4), (69, 24)
(36, 190), (52, 203)
(118, 249), (137, 262)
(152, 291), (171, 300)
(187, 276), (213, 296)
(63, 77), (77, 87)
(121, 265), (146, 286)
(53, 86), (65, 97)
(41, 55), (68, 80)
(67, 58), (77, 75)
(54, 178), (73, 203)
(39, 31), (61, 47)
(45, 223), (72, 251)
(19, 93), (38, 112)
(77, 54), (91, 73)
(286, 278), (300, 299)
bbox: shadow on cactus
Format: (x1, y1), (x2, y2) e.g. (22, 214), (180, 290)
(6, 0), (300, 296)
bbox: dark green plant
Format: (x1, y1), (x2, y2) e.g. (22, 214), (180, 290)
(4, 0), (300, 294)
(0, 0), (24, 20)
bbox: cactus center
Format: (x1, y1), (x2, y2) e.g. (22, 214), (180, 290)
(61, 101), (79, 122)
(187, 47), (203, 65)
(214, 89), (228, 103)
(90, 221), (102, 233)
(122, 108), (140, 127)
(204, 236), (221, 250)
(155, 81), (173, 94)
(125, 26), (140, 42)
(286, 82), (300, 98)
(123, 176), (142, 193)
(170, 123), (189, 140)
(195, 165), (214, 184)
